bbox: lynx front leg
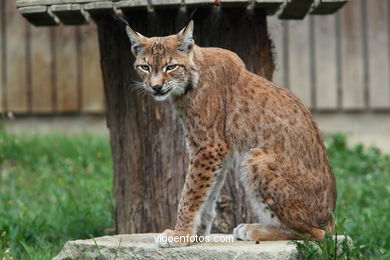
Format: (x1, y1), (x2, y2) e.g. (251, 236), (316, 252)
(157, 143), (229, 248)
(196, 164), (228, 236)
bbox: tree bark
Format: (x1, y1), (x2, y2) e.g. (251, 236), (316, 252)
(96, 8), (274, 234)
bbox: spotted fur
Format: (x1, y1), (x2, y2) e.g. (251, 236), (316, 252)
(126, 21), (336, 247)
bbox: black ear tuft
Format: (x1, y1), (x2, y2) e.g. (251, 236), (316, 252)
(113, 14), (129, 27)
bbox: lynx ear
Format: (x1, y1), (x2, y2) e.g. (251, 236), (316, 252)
(126, 26), (147, 56)
(177, 20), (194, 53)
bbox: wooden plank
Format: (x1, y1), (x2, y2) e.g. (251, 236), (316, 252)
(313, 14), (338, 110)
(366, 0), (390, 110)
(6, 0), (29, 114)
(79, 24), (104, 113)
(267, 16), (285, 86)
(340, 0), (365, 110)
(16, 0), (350, 23)
(151, 0), (182, 9)
(0, 0), (4, 113)
(84, 2), (114, 18)
(16, 0), (102, 7)
(310, 0), (349, 14)
(116, 0), (148, 9)
(55, 26), (79, 113)
(219, 0), (249, 8)
(278, 0), (314, 19)
(30, 27), (54, 113)
(18, 6), (59, 26)
(287, 17), (312, 108)
(255, 0), (283, 15)
(51, 4), (90, 25)
(184, 0), (214, 7)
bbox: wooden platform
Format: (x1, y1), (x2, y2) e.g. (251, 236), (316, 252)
(16, 0), (349, 26)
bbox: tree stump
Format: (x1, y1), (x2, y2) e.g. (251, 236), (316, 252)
(96, 8), (274, 234)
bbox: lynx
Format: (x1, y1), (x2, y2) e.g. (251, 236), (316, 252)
(126, 21), (336, 247)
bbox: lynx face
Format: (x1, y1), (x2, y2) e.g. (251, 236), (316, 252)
(126, 21), (199, 101)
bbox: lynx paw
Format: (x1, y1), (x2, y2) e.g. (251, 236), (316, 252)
(233, 223), (260, 241)
(156, 229), (191, 248)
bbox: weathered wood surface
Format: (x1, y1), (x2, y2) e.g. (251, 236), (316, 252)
(116, 0), (148, 9)
(1, 0), (104, 114)
(313, 14), (338, 111)
(16, 0), (102, 7)
(84, 2), (114, 18)
(287, 17), (312, 107)
(310, 0), (349, 15)
(366, 0), (390, 110)
(0, 0), (3, 113)
(18, 6), (59, 26)
(277, 0), (314, 19)
(79, 25), (104, 113)
(51, 4), (90, 25)
(270, 0), (390, 112)
(6, 0), (29, 113)
(30, 26), (54, 113)
(2, 0), (390, 114)
(340, 0), (365, 110)
(254, 0), (283, 15)
(16, 0), (349, 25)
(152, 0), (182, 8)
(55, 26), (79, 112)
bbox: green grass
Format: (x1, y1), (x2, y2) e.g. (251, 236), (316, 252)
(326, 135), (390, 259)
(0, 131), (114, 259)
(0, 131), (389, 259)
(291, 216), (364, 259)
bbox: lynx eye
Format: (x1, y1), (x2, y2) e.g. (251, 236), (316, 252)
(138, 65), (151, 73)
(165, 64), (178, 72)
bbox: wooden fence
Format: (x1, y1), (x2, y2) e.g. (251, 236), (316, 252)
(1, 0), (389, 114)
(0, 0), (104, 114)
(270, 0), (390, 111)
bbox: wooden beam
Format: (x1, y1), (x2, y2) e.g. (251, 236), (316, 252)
(278, 0), (314, 19)
(51, 4), (90, 25)
(310, 0), (349, 15)
(255, 0), (284, 15)
(30, 27), (55, 113)
(55, 26), (79, 112)
(5, 0), (30, 114)
(116, 0), (148, 11)
(151, 0), (182, 9)
(366, 0), (390, 110)
(219, 0), (250, 8)
(79, 25), (104, 113)
(18, 6), (59, 26)
(84, 2), (114, 18)
(313, 14), (338, 111)
(0, 0), (3, 113)
(17, 0), (350, 27)
(16, 0), (101, 7)
(183, 0), (215, 8)
(340, 0), (365, 110)
(287, 18), (312, 107)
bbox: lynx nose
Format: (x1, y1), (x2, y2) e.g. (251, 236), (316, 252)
(152, 85), (163, 92)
